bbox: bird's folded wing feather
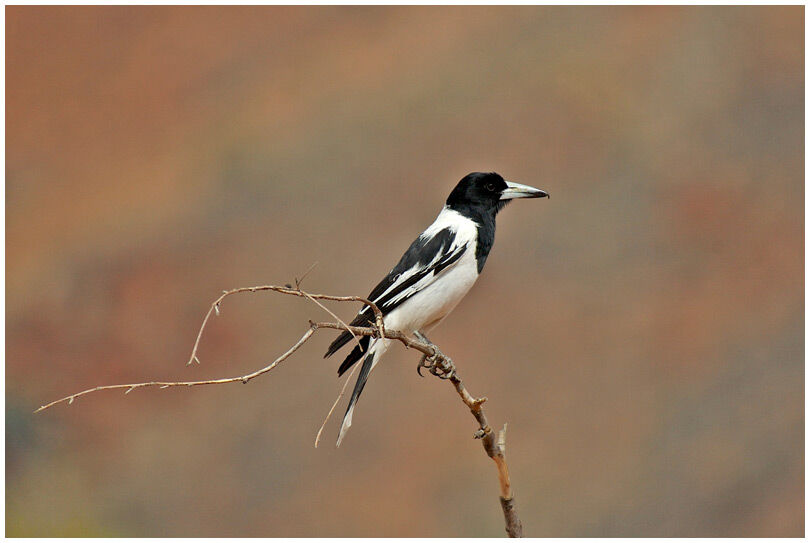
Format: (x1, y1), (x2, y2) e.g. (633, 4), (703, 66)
(360, 226), (468, 317)
(325, 223), (472, 362)
(325, 226), (470, 359)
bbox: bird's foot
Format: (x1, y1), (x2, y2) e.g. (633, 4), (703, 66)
(414, 332), (455, 380)
(428, 352), (456, 380)
(418, 351), (455, 379)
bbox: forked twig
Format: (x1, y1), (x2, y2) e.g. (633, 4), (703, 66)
(185, 284), (382, 366)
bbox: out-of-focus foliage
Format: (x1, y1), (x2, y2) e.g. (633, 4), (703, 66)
(6, 6), (803, 536)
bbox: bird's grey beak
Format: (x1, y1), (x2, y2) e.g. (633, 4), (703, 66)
(500, 181), (549, 200)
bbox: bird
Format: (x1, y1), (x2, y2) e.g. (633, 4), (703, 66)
(325, 172), (548, 446)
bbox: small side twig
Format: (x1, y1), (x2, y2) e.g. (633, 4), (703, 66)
(314, 363), (359, 448)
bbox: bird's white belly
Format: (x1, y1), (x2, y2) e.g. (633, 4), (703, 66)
(383, 249), (479, 333)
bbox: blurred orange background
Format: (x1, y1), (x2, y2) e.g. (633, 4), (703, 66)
(6, 6), (803, 537)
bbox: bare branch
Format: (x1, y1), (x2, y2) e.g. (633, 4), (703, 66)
(36, 321), (425, 415)
(37, 283), (523, 536)
(444, 365), (523, 537)
(35, 325), (317, 413)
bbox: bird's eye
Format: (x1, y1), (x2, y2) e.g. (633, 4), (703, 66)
(485, 183), (495, 191)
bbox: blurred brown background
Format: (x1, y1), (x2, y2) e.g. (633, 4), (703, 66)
(6, 5), (803, 537)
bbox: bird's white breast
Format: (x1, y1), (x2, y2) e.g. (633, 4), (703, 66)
(383, 207), (480, 333)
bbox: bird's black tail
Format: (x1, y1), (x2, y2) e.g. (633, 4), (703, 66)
(324, 329), (354, 359)
(336, 349), (375, 447)
(336, 336), (370, 376)
(324, 306), (373, 358)
(336, 337), (390, 446)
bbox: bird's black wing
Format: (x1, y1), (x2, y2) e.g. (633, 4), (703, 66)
(324, 226), (467, 372)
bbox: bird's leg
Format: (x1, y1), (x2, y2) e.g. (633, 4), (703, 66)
(414, 330), (455, 380)
(415, 331), (433, 377)
(415, 330), (440, 377)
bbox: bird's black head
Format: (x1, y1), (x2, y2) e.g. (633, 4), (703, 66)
(446, 172), (548, 218)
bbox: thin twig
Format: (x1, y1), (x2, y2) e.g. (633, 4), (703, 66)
(300, 291), (363, 352)
(292, 262), (364, 350)
(314, 363), (359, 448)
(36, 326), (317, 413)
(294, 262), (319, 289)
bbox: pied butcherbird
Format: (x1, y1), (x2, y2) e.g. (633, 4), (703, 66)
(325, 172), (548, 446)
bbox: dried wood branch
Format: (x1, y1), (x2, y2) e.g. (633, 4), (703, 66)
(448, 375), (523, 537)
(36, 283), (523, 537)
(185, 284), (384, 366)
(35, 326), (317, 413)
